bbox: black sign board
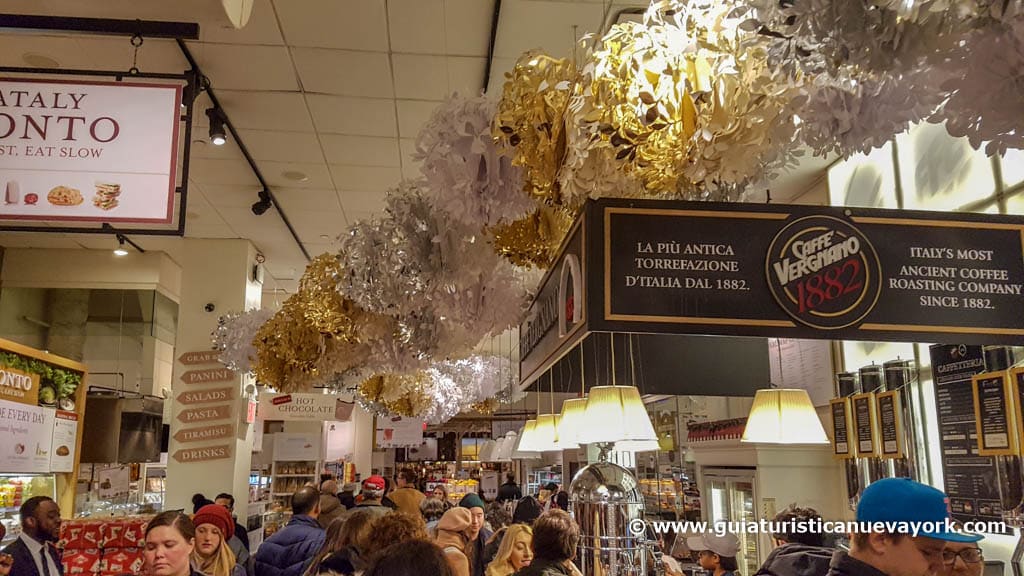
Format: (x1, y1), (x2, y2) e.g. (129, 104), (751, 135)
(830, 398), (853, 459)
(852, 393), (877, 457)
(590, 199), (1024, 344)
(972, 372), (1016, 456)
(1014, 368), (1024, 451)
(930, 344), (1007, 528)
(875, 391), (903, 458)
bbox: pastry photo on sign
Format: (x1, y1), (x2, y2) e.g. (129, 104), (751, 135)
(47, 185), (83, 206)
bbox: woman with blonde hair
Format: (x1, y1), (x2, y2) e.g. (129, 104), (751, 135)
(191, 505), (244, 576)
(485, 524), (533, 576)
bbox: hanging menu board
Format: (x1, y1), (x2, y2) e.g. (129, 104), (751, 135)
(972, 372), (1017, 456)
(851, 393), (877, 457)
(829, 398), (853, 458)
(930, 344), (1007, 529)
(875, 391), (903, 458)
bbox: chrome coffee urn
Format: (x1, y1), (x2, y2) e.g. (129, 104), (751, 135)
(570, 458), (655, 576)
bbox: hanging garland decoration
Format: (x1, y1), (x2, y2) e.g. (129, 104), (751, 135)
(493, 52), (576, 206)
(415, 94), (535, 228)
(212, 308), (275, 373)
(489, 206), (574, 269)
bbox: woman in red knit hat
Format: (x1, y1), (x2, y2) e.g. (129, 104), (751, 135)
(191, 504), (244, 576)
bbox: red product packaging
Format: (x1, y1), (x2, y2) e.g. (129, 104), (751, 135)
(63, 521), (104, 551)
(63, 548), (102, 574)
(101, 548), (144, 575)
(102, 521), (124, 548)
(120, 519), (148, 548)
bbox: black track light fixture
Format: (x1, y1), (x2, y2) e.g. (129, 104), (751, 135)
(206, 107), (227, 146)
(251, 189), (273, 216)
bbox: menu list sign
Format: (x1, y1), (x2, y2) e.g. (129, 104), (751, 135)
(49, 410), (78, 472)
(972, 372), (1017, 456)
(0, 398), (54, 473)
(930, 344), (1007, 528)
(875, 391), (903, 458)
(600, 201), (1024, 345)
(852, 393), (877, 457)
(829, 398), (853, 458)
(0, 79), (181, 224)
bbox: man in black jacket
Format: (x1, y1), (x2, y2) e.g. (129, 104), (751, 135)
(825, 478), (979, 576)
(755, 505), (833, 576)
(513, 510), (581, 576)
(497, 473), (522, 503)
(3, 496), (63, 576)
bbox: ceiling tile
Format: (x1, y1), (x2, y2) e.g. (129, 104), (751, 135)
(189, 159), (260, 187)
(396, 100), (440, 138)
(0, 34), (90, 69)
(0, 233), (84, 249)
(307, 94), (397, 137)
(77, 37), (187, 73)
(292, 48), (393, 98)
(329, 165), (402, 191)
(199, 184), (264, 208)
(492, 1), (606, 59)
(339, 190), (387, 213)
(448, 57), (487, 95)
(300, 242), (340, 257)
(274, 187), (342, 212)
(201, 0), (285, 45)
(399, 138), (422, 179)
(287, 209), (349, 242)
(186, 137), (247, 162)
(260, 161), (334, 189)
(445, 0), (495, 56)
(392, 55), (448, 100)
(388, 0), (446, 54)
(237, 130), (323, 163)
(275, 0), (389, 51)
(319, 135), (401, 167)
(215, 91), (314, 132)
(184, 224), (239, 239)
(186, 43), (299, 91)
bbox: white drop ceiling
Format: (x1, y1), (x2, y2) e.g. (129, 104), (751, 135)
(0, 0), (832, 298)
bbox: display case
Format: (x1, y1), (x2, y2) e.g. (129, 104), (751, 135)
(704, 469), (759, 576)
(270, 460), (319, 510)
(142, 464), (165, 511)
(0, 474), (56, 545)
(526, 469), (561, 496)
(640, 478), (681, 519)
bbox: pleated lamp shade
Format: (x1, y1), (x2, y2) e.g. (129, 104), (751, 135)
(511, 425), (540, 459)
(741, 388), (829, 444)
(497, 431), (517, 461)
(614, 439), (662, 452)
(478, 439), (497, 462)
(533, 413), (561, 452)
(577, 385), (657, 445)
(554, 398), (587, 449)
(516, 419), (539, 452)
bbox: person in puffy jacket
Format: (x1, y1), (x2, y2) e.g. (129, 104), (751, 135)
(754, 505), (833, 576)
(435, 508), (474, 576)
(254, 487), (325, 576)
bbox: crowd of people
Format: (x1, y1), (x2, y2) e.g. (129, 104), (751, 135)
(0, 475), (993, 576)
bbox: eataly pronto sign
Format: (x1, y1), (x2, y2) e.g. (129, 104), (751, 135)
(0, 79), (181, 224)
(519, 198), (1024, 381)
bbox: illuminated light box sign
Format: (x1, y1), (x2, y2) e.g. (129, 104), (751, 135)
(0, 78), (181, 224)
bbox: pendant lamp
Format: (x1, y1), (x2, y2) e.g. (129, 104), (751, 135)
(516, 419), (539, 451)
(479, 439), (498, 462)
(534, 413), (561, 452)
(555, 397), (586, 450)
(578, 384), (658, 444)
(512, 423), (541, 459)
(497, 431), (517, 461)
(614, 438), (662, 452)
(741, 388), (828, 444)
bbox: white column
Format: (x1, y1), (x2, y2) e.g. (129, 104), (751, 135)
(165, 239), (261, 510)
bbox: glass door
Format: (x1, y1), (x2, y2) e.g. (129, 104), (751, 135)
(729, 478), (759, 576)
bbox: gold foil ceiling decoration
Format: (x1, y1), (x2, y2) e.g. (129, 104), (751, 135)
(493, 51), (576, 206)
(489, 206), (574, 269)
(294, 253), (362, 340)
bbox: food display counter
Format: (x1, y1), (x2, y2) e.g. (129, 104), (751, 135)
(0, 474), (56, 545)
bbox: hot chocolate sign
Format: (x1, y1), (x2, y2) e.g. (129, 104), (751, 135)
(0, 78), (181, 224)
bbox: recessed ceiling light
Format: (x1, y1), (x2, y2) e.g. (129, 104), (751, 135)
(282, 170), (309, 182)
(319, 234), (330, 240)
(22, 53), (59, 68)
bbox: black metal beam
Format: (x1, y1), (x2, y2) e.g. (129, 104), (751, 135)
(482, 0), (502, 94)
(176, 39), (311, 262)
(0, 14), (199, 39)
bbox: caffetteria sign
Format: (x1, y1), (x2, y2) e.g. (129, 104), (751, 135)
(766, 215), (882, 330)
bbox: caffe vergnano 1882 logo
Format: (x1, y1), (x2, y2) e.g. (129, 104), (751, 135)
(766, 216), (882, 329)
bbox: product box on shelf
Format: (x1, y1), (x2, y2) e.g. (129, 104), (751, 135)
(61, 516), (153, 575)
(63, 549), (102, 575)
(100, 548), (144, 576)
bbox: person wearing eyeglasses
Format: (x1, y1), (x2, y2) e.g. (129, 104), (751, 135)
(826, 479), (982, 576)
(942, 538), (984, 576)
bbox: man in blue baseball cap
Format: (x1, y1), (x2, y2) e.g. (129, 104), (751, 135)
(827, 478), (983, 576)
